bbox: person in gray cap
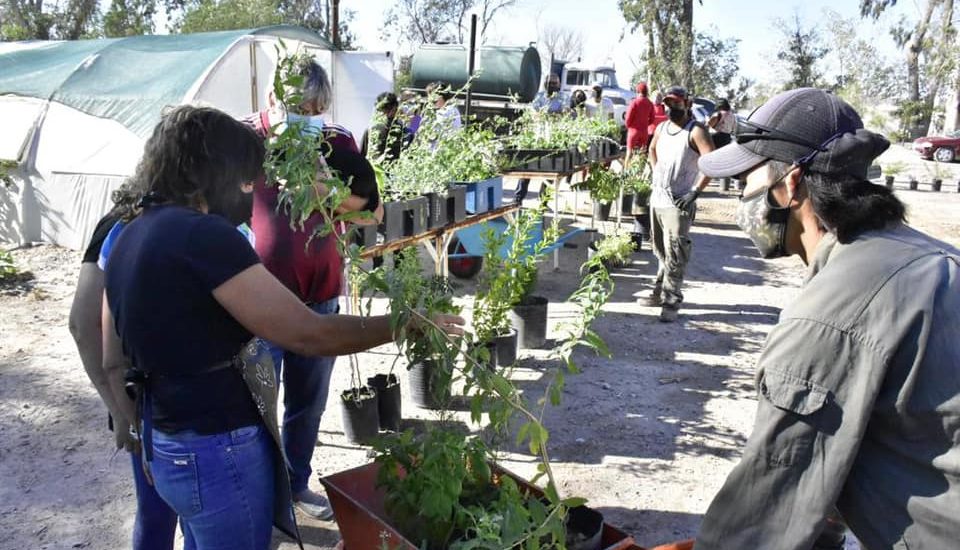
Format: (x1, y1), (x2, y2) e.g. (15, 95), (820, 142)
(645, 85), (715, 322)
(695, 88), (960, 549)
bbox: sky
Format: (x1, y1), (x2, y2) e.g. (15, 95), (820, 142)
(348, 0), (918, 91)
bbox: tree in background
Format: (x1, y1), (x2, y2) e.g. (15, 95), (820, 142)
(59, 0), (100, 38)
(103, 0), (156, 37)
(1, 0), (100, 40)
(276, 0), (357, 48)
(381, 0), (516, 48)
(1, 0), (359, 44)
(176, 0), (281, 34)
(173, 0), (357, 48)
(539, 24), (583, 63)
(774, 14), (828, 89)
(860, 0), (957, 137)
(823, 9), (899, 114)
(690, 30), (740, 101)
(620, 0), (698, 90)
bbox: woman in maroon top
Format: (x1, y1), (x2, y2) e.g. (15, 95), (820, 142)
(245, 59), (384, 519)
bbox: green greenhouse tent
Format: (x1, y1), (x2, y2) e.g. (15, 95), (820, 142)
(0, 26), (392, 249)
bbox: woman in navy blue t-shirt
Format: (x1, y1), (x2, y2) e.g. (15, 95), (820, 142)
(102, 106), (462, 550)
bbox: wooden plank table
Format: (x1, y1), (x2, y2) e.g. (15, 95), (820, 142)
(357, 204), (520, 277)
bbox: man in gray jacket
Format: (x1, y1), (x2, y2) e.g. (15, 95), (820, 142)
(696, 88), (960, 549)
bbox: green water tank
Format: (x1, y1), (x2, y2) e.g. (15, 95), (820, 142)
(411, 44), (542, 103)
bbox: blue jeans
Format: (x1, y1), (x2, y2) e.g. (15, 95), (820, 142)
(264, 297), (338, 493)
(130, 451), (195, 550)
(150, 424), (275, 550)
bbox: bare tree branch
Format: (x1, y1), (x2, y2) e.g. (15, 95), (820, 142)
(539, 24), (584, 63)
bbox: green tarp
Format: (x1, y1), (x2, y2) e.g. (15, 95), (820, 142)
(0, 26), (332, 138)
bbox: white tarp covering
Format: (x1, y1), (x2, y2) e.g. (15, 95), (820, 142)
(33, 102), (143, 177)
(0, 96), (43, 161)
(34, 173), (128, 249)
(332, 51), (394, 143)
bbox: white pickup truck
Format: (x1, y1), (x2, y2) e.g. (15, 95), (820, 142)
(553, 61), (636, 127)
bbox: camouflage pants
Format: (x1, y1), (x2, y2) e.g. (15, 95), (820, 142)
(650, 204), (696, 306)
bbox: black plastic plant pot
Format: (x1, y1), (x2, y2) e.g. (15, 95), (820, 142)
(620, 194), (635, 217)
(606, 141), (620, 158)
(446, 185), (467, 223)
(568, 148), (586, 169)
(353, 223), (378, 249)
(493, 328), (518, 367)
(382, 197), (428, 241)
(340, 387), (379, 445)
(593, 201), (612, 221)
(463, 177), (504, 214)
(933, 179), (943, 192)
(565, 505), (604, 550)
(501, 148), (547, 170)
(509, 295), (548, 349)
(408, 359), (452, 410)
(366, 374), (401, 432)
(586, 141), (604, 162)
(423, 192), (449, 230)
(885, 175), (895, 189)
(517, 150), (570, 173)
(380, 201), (403, 241)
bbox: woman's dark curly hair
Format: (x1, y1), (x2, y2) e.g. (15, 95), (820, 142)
(108, 175), (149, 222)
(132, 105), (264, 209)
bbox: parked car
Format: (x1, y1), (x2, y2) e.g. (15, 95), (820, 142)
(912, 130), (960, 162)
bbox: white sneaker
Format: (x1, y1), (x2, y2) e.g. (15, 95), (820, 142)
(293, 489), (334, 520)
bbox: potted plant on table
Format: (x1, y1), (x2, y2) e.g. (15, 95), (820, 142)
(622, 156), (653, 239)
(379, 83), (502, 229)
(581, 162), (622, 221)
(500, 109), (573, 172)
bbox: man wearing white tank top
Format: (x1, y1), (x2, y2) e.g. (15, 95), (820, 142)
(646, 86), (715, 322)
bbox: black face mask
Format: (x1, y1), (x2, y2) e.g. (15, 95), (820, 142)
(668, 105), (688, 124)
(206, 185), (253, 227)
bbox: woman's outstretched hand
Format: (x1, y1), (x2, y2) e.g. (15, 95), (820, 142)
(410, 312), (465, 337)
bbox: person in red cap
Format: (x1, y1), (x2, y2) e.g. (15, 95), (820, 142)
(624, 82), (656, 164)
(645, 85), (714, 322)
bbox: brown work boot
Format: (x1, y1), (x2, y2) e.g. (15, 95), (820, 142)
(659, 305), (679, 323)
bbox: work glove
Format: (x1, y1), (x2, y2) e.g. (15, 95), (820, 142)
(673, 189), (700, 210)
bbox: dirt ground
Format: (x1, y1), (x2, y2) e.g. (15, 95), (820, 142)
(1, 145), (958, 550)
